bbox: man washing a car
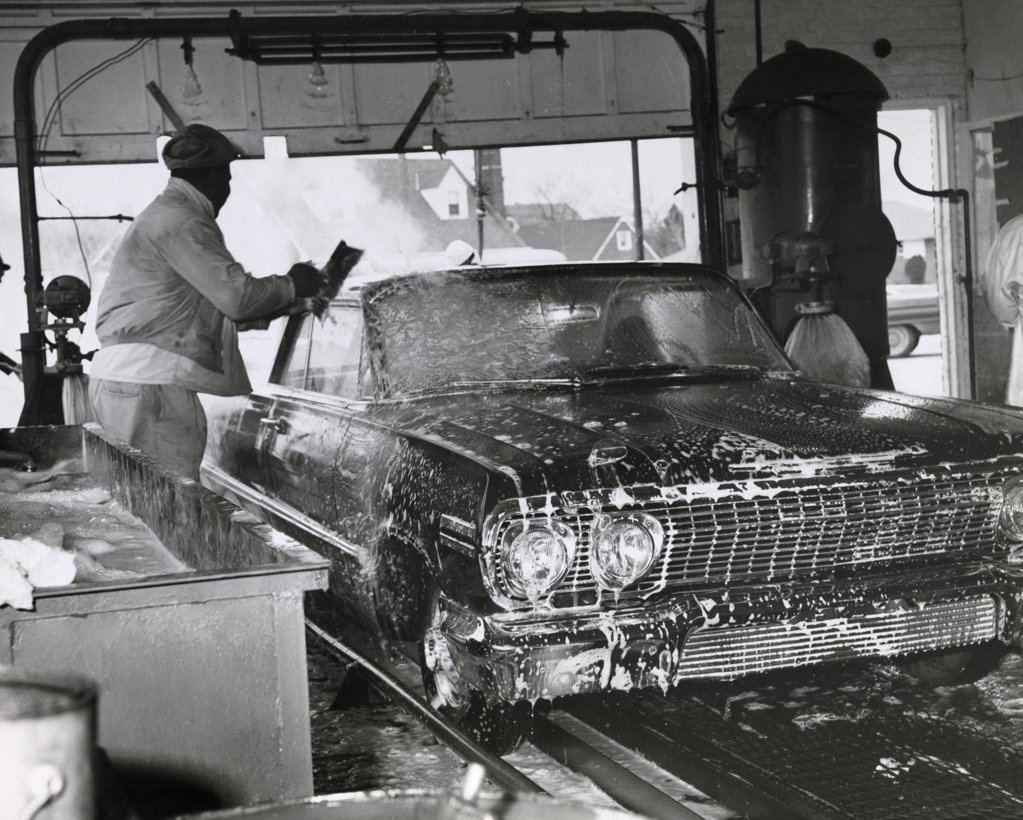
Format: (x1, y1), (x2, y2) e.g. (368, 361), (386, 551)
(89, 123), (322, 480)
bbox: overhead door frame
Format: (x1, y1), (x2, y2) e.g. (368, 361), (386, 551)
(13, 9), (723, 423)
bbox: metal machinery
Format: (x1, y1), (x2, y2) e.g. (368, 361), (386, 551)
(17, 275), (91, 426)
(42, 275), (91, 374)
(726, 44), (899, 389)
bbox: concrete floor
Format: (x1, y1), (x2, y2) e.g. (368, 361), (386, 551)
(888, 334), (944, 397)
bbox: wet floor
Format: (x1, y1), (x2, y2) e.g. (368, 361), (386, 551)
(704, 641), (1023, 750)
(306, 641), (460, 794)
(305, 639), (622, 809)
(306, 638), (1023, 818)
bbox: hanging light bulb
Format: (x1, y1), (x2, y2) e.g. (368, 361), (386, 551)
(433, 57), (454, 96)
(180, 37), (203, 101)
(306, 60), (329, 99)
(181, 65), (203, 100)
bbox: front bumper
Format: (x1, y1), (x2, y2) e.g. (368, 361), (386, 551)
(440, 563), (1023, 702)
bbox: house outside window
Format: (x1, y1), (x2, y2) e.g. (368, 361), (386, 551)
(616, 229), (633, 251)
(448, 190), (461, 217)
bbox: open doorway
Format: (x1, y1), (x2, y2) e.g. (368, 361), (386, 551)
(878, 106), (951, 398)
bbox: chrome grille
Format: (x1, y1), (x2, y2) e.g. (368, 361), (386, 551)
(676, 596), (1001, 680)
(639, 476), (1000, 592)
(493, 470), (1006, 600)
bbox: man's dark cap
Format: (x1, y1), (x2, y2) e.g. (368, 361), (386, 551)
(163, 123), (242, 169)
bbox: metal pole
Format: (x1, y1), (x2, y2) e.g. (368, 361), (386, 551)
(631, 139), (645, 261)
(702, 0), (725, 268)
(754, 0), (763, 66)
(475, 148), (485, 260)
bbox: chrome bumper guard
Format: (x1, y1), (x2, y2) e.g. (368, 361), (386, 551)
(440, 564), (1023, 702)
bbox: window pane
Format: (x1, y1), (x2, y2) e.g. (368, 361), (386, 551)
(275, 316), (313, 389)
(499, 142), (633, 262)
(638, 137), (699, 262)
(305, 307), (363, 398)
(878, 109), (937, 285)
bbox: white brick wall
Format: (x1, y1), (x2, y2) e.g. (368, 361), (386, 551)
(715, 0), (966, 111)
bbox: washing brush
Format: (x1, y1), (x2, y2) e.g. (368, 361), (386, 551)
(313, 240), (364, 318)
(784, 296), (870, 387)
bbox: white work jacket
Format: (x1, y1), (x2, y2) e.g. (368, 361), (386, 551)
(982, 212), (1023, 405)
(92, 178), (294, 395)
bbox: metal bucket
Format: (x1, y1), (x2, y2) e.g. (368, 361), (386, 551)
(0, 669), (97, 820)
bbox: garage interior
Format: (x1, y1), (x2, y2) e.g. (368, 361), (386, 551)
(4, 1), (1023, 818)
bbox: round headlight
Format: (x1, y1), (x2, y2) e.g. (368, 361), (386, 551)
(502, 521), (576, 601)
(1000, 476), (1023, 540)
(589, 513), (664, 591)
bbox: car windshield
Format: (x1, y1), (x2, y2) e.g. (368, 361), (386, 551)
(362, 266), (792, 398)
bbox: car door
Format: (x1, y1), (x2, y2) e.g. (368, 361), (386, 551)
(259, 305), (363, 528)
(258, 303), (388, 626)
(202, 317), (312, 503)
(256, 301), (424, 629)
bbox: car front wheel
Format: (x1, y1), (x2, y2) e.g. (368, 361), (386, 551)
(419, 592), (531, 755)
(888, 324), (921, 358)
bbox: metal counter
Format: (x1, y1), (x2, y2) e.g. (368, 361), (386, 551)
(0, 424), (329, 809)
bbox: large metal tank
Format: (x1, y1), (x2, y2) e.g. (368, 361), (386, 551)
(727, 44), (897, 388)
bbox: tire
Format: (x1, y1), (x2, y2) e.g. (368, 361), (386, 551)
(899, 641), (1006, 686)
(419, 591), (531, 755)
(888, 324), (920, 358)
(372, 540), (431, 642)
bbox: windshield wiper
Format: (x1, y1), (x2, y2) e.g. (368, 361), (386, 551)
(583, 361), (689, 377)
(398, 364), (778, 398)
(400, 377), (579, 398)
(582, 362), (769, 380)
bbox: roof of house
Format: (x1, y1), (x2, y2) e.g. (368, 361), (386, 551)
(516, 217), (620, 261)
(505, 202), (582, 225)
(357, 157), (525, 250)
(404, 159), (453, 191)
(516, 216), (659, 261)
(882, 200), (935, 241)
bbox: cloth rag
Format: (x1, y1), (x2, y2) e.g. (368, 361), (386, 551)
(0, 536), (77, 610)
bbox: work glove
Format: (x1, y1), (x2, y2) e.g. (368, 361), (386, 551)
(241, 297), (314, 328)
(286, 298), (315, 316)
(286, 262), (323, 298)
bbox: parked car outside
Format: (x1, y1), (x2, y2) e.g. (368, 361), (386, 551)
(887, 283), (939, 357)
(203, 262), (1023, 752)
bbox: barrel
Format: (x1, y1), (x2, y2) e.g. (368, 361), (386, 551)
(0, 670), (97, 820)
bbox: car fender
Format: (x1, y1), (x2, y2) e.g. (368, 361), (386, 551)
(376, 433), (513, 612)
